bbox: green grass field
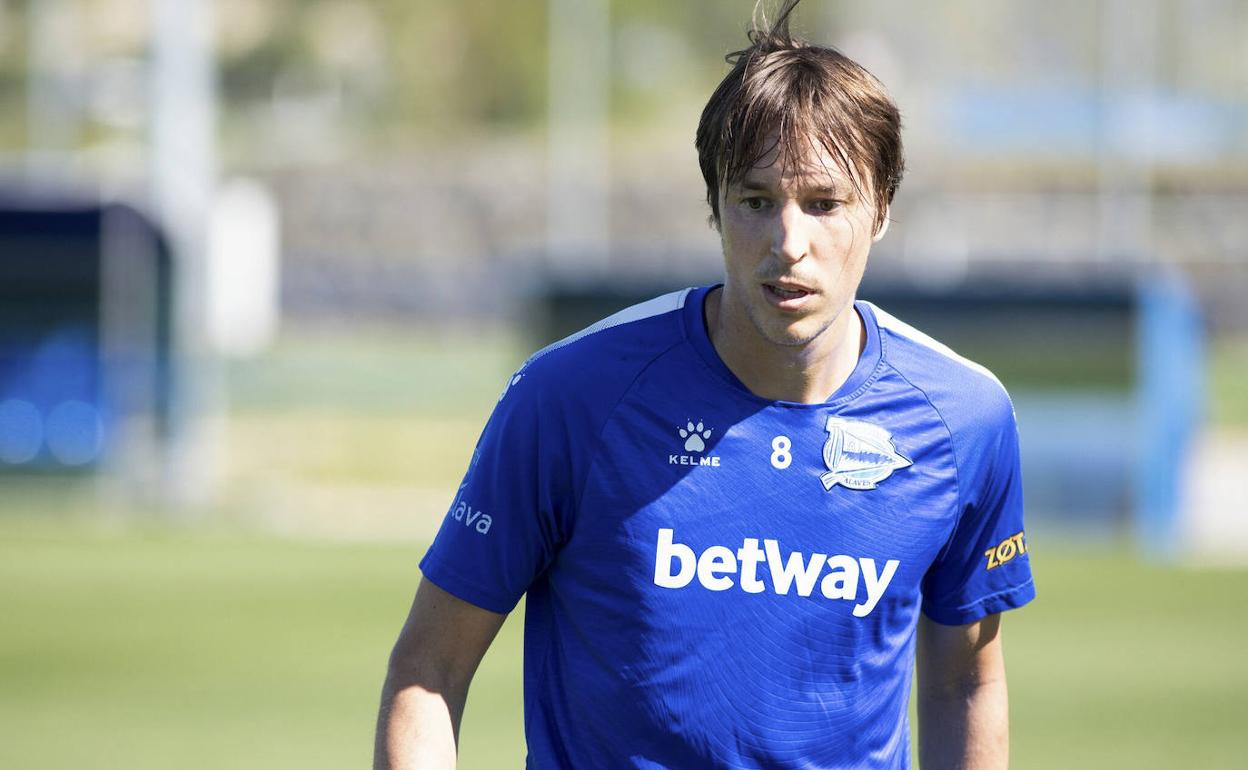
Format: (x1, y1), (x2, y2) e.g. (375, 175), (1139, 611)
(2, 514), (1245, 769)
(2, 327), (1247, 768)
(0, 511), (527, 770)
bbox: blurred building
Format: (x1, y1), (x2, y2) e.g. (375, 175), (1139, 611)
(0, 0), (1244, 328)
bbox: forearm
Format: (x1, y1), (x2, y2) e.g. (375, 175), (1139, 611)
(374, 668), (467, 770)
(375, 580), (507, 768)
(917, 677), (1009, 770)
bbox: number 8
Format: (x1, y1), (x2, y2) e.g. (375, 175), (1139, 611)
(770, 435), (792, 469)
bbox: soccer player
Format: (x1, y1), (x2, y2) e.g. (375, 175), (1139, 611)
(375, 1), (1034, 768)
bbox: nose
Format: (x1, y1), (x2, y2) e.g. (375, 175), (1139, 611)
(771, 201), (809, 264)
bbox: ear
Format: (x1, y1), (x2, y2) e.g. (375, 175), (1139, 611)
(872, 205), (891, 242)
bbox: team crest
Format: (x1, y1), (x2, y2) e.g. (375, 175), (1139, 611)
(820, 417), (911, 491)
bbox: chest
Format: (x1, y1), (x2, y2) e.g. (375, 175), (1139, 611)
(559, 387), (961, 618)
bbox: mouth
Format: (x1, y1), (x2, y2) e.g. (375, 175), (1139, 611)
(762, 282), (815, 309)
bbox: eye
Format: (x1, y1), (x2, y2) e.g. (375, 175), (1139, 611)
(812, 199), (842, 213)
(742, 196), (767, 210)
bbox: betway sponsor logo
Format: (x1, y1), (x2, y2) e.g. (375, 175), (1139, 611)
(653, 528), (899, 618)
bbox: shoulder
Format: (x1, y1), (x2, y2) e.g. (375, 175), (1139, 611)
(866, 301), (1016, 444)
(502, 287), (694, 413)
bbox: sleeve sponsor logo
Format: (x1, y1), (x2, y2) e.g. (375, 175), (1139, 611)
(450, 497), (493, 535)
(984, 531), (1026, 570)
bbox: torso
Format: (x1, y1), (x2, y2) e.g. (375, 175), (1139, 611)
(522, 288), (957, 769)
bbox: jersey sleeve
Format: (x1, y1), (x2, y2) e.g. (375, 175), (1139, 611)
(921, 395), (1035, 626)
(418, 365), (575, 614)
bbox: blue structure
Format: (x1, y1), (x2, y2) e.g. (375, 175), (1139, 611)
(0, 201), (172, 473)
(1134, 275), (1204, 558)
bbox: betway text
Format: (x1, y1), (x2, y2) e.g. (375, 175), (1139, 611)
(653, 528), (899, 618)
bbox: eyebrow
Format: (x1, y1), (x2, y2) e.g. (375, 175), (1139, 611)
(736, 177), (773, 192)
(736, 176), (850, 197)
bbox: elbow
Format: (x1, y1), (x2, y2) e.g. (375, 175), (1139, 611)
(384, 642), (438, 694)
(383, 635), (467, 699)
(918, 670), (1008, 709)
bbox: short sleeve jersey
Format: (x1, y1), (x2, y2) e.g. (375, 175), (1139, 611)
(420, 285), (1035, 770)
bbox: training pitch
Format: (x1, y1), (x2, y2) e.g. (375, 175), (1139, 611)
(1, 514), (1244, 769)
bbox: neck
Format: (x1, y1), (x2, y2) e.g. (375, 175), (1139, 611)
(705, 286), (865, 404)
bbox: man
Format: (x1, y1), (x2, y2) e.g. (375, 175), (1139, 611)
(375, 1), (1034, 768)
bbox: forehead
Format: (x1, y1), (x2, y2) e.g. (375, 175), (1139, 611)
(730, 135), (861, 192)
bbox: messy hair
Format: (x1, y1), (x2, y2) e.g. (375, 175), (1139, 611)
(695, 0), (904, 234)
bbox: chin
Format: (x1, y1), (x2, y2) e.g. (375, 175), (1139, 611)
(748, 308), (831, 348)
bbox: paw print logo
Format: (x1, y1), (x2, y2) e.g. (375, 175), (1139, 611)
(678, 421), (713, 453)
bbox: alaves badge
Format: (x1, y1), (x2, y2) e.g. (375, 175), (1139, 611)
(820, 416), (912, 491)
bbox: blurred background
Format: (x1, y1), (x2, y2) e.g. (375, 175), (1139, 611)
(1, 0), (1245, 767)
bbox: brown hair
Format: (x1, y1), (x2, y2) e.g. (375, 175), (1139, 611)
(695, 0), (904, 235)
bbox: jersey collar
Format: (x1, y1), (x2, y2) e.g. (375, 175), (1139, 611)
(681, 284), (883, 407)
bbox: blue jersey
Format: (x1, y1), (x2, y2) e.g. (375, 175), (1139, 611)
(420, 285), (1035, 769)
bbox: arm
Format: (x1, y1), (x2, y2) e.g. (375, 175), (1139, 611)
(915, 612), (1009, 770)
(374, 578), (508, 770)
